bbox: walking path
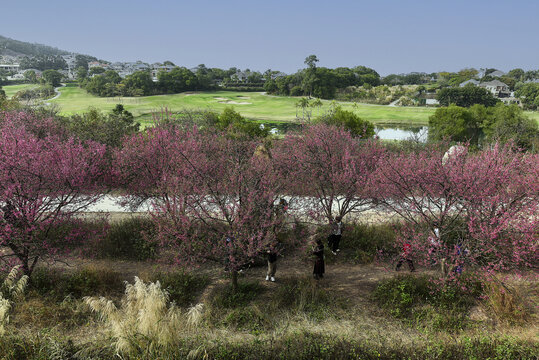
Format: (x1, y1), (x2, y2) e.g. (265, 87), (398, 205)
(44, 83), (65, 105)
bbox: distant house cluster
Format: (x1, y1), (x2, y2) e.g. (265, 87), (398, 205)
(459, 70), (520, 105)
(0, 63), (45, 81)
(86, 61), (175, 81)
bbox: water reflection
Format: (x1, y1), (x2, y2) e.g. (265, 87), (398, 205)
(260, 122), (428, 141)
(375, 126), (428, 142)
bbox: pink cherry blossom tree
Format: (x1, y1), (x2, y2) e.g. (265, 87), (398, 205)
(374, 142), (538, 277)
(116, 126), (285, 289)
(0, 117), (107, 275)
(274, 124), (384, 224)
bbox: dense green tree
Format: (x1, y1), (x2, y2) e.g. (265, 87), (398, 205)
(61, 105), (140, 148)
(122, 71), (154, 96)
(483, 104), (538, 149)
(316, 106), (374, 138)
(75, 55), (97, 70)
(76, 66), (88, 80)
(507, 68), (525, 81)
(19, 55), (67, 71)
(428, 105), (484, 146)
(83, 70), (122, 96)
(216, 107), (268, 138)
(429, 104), (538, 149)
(515, 83), (539, 110)
(41, 69), (63, 87)
(23, 70), (37, 83)
(436, 85), (499, 107)
(302, 55), (320, 97)
(89, 67), (106, 76)
(158, 67), (197, 93)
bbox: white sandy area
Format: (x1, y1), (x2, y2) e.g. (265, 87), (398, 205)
(218, 101), (252, 105)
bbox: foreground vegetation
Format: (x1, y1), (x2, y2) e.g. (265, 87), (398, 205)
(0, 219), (537, 359)
(0, 100), (536, 358)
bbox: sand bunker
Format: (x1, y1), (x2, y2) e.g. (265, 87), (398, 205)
(214, 97), (228, 101)
(218, 101), (252, 105)
(237, 96), (251, 99)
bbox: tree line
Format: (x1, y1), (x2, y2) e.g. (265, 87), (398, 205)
(0, 109), (536, 295)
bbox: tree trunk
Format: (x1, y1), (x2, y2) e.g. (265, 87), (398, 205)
(231, 271), (238, 291)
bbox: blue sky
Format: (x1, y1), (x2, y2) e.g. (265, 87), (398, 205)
(2, 0), (538, 75)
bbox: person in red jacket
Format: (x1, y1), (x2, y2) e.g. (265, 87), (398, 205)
(395, 242), (415, 272)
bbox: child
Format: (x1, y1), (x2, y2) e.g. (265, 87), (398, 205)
(266, 245), (278, 282)
(395, 242), (415, 272)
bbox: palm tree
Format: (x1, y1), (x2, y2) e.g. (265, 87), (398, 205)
(311, 98), (323, 117)
(297, 98), (310, 120)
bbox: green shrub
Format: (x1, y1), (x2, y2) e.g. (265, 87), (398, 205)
(222, 306), (269, 333)
(372, 274), (482, 332)
(146, 270), (209, 307)
(274, 276), (338, 320)
(29, 266), (124, 300)
(213, 281), (264, 309)
(95, 217), (157, 260)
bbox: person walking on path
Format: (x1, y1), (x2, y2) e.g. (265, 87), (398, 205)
(313, 238), (325, 279)
(328, 216), (343, 255)
(395, 242), (415, 272)
(265, 244), (278, 282)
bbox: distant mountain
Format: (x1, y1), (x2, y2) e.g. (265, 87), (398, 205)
(0, 35), (69, 57)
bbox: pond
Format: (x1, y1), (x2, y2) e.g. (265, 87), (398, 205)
(260, 122), (428, 141)
(375, 125), (428, 142)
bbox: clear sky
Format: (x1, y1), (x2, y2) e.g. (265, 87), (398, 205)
(2, 0), (538, 75)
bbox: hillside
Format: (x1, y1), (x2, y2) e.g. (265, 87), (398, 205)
(0, 34), (68, 57)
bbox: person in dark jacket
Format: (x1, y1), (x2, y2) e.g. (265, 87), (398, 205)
(327, 216), (343, 255)
(266, 244), (278, 282)
(313, 238), (325, 279)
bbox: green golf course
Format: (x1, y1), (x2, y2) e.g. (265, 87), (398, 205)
(2, 83), (38, 98)
(44, 84), (436, 125)
(3, 83), (539, 126)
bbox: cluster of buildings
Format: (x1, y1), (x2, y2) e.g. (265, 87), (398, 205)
(87, 60), (175, 81)
(0, 63), (45, 81)
(2, 53), (287, 85)
(459, 70), (520, 104)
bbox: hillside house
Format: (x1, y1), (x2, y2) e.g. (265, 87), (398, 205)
(87, 61), (109, 69)
(478, 80), (510, 97)
(488, 70), (506, 78)
(151, 63), (174, 81)
(459, 79), (480, 87)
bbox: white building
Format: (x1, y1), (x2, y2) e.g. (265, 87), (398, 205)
(478, 80), (510, 97)
(150, 63), (174, 81)
(0, 64), (20, 72)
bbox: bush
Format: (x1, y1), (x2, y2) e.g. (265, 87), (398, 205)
(339, 222), (397, 263)
(29, 266), (124, 300)
(145, 271), (209, 307)
(221, 305), (269, 332)
(372, 274), (482, 331)
(482, 280), (532, 324)
(95, 217), (157, 260)
(213, 281), (264, 309)
(274, 276), (337, 320)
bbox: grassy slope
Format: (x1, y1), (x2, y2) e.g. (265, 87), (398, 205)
(6, 83), (539, 126)
(2, 83), (38, 98)
(47, 84), (435, 125)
